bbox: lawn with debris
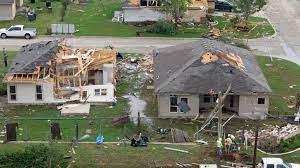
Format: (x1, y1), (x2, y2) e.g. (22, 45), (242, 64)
(256, 56), (300, 115)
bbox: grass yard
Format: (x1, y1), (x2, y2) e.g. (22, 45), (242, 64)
(0, 143), (299, 167)
(0, 143), (215, 168)
(256, 56), (300, 115)
(0, 51), (17, 95)
(0, 0), (274, 38)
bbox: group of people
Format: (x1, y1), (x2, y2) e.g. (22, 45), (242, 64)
(216, 134), (238, 157)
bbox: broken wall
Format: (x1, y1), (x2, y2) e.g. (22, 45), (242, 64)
(158, 94), (199, 118)
(238, 95), (269, 120)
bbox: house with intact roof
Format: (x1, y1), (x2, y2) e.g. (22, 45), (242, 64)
(154, 39), (272, 120)
(0, 0), (23, 21)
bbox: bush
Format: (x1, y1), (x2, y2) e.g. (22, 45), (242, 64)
(150, 20), (177, 36)
(0, 144), (68, 168)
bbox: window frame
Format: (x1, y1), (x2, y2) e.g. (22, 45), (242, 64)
(36, 85), (43, 101)
(94, 89), (100, 96)
(170, 95), (178, 113)
(203, 94), (211, 103)
(100, 89), (107, 96)
(257, 97), (265, 105)
(9, 85), (16, 101)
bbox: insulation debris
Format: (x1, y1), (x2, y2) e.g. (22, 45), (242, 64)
(237, 124), (300, 144)
(60, 103), (91, 116)
(201, 51), (245, 70)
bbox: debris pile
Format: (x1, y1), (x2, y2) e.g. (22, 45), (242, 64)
(201, 51), (245, 70)
(172, 128), (191, 143)
(237, 124), (300, 144)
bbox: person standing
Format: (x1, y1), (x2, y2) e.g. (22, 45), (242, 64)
(216, 138), (223, 157)
(3, 48), (8, 67)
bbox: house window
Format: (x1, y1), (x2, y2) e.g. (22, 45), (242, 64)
(203, 94), (211, 103)
(9, 85), (16, 101)
(95, 89), (100, 96)
(36, 85), (43, 100)
(179, 98), (189, 113)
(101, 89), (107, 96)
(257, 98), (265, 104)
(170, 95), (178, 113)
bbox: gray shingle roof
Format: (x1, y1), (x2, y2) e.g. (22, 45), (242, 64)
(0, 0), (14, 4)
(3, 40), (61, 81)
(154, 38), (272, 94)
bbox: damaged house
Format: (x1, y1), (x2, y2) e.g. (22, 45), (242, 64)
(154, 39), (272, 120)
(121, 0), (215, 23)
(3, 40), (117, 104)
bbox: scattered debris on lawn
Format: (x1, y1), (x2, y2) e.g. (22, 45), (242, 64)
(164, 147), (190, 154)
(172, 128), (191, 143)
(112, 115), (130, 126)
(123, 95), (152, 126)
(208, 27), (221, 39)
(60, 103), (90, 116)
(237, 124), (300, 144)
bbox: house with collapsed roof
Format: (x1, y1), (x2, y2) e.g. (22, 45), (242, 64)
(154, 39), (272, 120)
(3, 40), (117, 104)
(121, 0), (215, 23)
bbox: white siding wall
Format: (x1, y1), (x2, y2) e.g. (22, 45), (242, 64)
(81, 84), (115, 103)
(158, 94), (199, 118)
(238, 95), (269, 120)
(7, 81), (63, 104)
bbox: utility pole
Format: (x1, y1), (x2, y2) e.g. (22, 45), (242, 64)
(252, 126), (259, 168)
(217, 91), (223, 139)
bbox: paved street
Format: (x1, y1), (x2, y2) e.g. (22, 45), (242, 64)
(0, 36), (197, 54)
(249, 0), (300, 64)
(0, 0), (299, 64)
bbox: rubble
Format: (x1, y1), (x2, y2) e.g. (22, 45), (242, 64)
(237, 124), (300, 144)
(201, 51), (245, 70)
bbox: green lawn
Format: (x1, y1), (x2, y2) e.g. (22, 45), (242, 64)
(0, 51), (17, 95)
(0, 0), (274, 38)
(256, 56), (300, 115)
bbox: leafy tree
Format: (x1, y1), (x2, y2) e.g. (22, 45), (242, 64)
(160, 0), (192, 25)
(0, 144), (68, 168)
(228, 0), (267, 22)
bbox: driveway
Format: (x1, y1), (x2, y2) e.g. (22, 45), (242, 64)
(248, 0), (300, 64)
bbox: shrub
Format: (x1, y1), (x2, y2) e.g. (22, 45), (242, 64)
(150, 20), (177, 36)
(0, 144), (68, 168)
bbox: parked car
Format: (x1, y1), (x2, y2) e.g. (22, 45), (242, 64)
(215, 0), (233, 12)
(0, 25), (37, 39)
(259, 158), (300, 168)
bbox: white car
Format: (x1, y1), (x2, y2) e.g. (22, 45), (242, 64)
(260, 158), (300, 168)
(0, 25), (37, 39)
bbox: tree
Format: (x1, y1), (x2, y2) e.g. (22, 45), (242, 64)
(228, 0), (267, 22)
(160, 0), (192, 25)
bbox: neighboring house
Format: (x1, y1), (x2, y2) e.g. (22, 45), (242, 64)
(0, 0), (23, 21)
(122, 0), (215, 23)
(154, 39), (272, 120)
(3, 40), (117, 104)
